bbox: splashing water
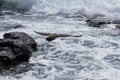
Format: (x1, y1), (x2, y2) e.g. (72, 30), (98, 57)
(0, 0), (120, 80)
(29, 0), (120, 16)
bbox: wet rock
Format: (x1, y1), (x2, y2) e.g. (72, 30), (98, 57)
(86, 18), (111, 27)
(4, 32), (37, 51)
(112, 20), (120, 24)
(86, 17), (120, 28)
(0, 32), (37, 69)
(104, 54), (120, 70)
(0, 22), (24, 31)
(115, 24), (120, 29)
(0, 46), (14, 67)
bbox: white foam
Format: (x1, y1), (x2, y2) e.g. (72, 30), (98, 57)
(29, 0), (120, 16)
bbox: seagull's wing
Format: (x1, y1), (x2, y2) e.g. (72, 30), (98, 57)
(55, 34), (83, 37)
(54, 34), (71, 37)
(34, 31), (53, 36)
(72, 35), (83, 37)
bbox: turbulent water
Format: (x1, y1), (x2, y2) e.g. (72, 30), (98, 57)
(0, 0), (120, 80)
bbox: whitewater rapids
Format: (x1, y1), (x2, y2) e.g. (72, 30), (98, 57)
(0, 0), (120, 80)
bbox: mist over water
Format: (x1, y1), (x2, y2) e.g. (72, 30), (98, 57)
(0, 0), (120, 80)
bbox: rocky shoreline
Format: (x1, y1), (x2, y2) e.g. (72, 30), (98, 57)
(86, 17), (120, 29)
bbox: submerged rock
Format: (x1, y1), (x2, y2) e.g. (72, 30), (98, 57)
(0, 32), (37, 69)
(115, 24), (120, 29)
(112, 20), (120, 24)
(86, 17), (120, 28)
(1, 11), (17, 15)
(34, 31), (82, 41)
(64, 14), (84, 18)
(0, 22), (24, 31)
(86, 18), (111, 27)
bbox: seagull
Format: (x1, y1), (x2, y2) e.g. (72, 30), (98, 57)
(34, 31), (82, 41)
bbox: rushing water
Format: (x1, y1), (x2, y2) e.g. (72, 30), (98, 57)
(0, 0), (120, 80)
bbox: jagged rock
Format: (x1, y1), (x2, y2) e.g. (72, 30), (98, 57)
(0, 32), (37, 69)
(115, 24), (120, 29)
(4, 32), (37, 51)
(86, 18), (111, 27)
(86, 17), (120, 28)
(0, 22), (25, 31)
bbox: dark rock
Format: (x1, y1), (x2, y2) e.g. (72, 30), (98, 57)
(86, 18), (112, 27)
(86, 17), (120, 28)
(112, 20), (120, 24)
(0, 22), (24, 31)
(115, 24), (120, 29)
(0, 32), (37, 69)
(0, 46), (14, 67)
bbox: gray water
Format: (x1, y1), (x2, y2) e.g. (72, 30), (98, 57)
(0, 0), (120, 80)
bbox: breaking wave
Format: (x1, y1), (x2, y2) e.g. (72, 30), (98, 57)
(0, 0), (120, 80)
(0, 0), (34, 13)
(30, 0), (120, 16)
(1, 0), (120, 16)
